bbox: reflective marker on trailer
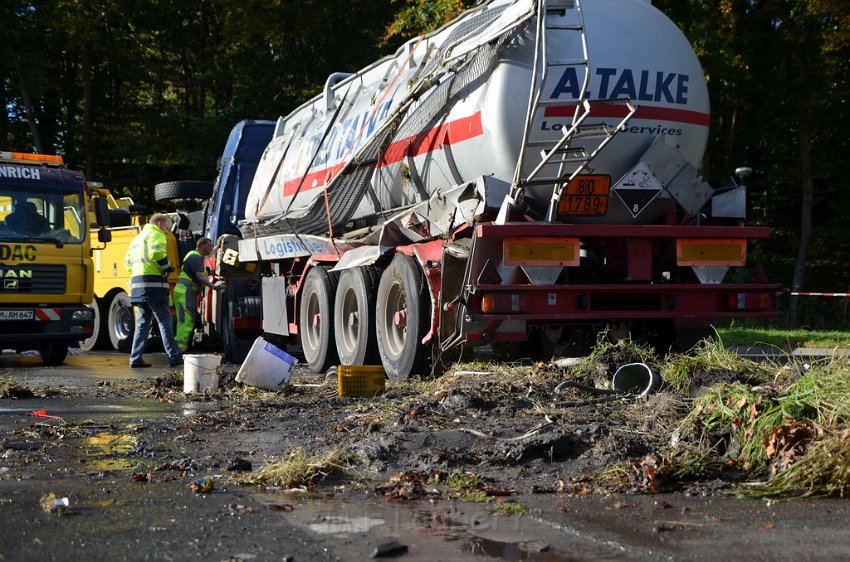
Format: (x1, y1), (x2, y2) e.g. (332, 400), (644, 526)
(481, 293), (528, 314)
(676, 239), (746, 266)
(728, 292), (773, 311)
(503, 237), (580, 267)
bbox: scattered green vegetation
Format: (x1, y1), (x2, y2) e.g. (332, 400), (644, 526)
(716, 327), (850, 349)
(660, 338), (768, 394)
(430, 471), (496, 503)
(0, 377), (34, 399)
(489, 502), (527, 516)
(573, 334), (657, 379)
(461, 490), (491, 503)
(443, 471), (482, 491)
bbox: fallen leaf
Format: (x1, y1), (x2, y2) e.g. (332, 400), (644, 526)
(190, 478), (214, 494)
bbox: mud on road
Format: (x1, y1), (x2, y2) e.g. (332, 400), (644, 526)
(2, 345), (850, 561)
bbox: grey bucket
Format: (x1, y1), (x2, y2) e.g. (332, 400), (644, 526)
(611, 363), (661, 397)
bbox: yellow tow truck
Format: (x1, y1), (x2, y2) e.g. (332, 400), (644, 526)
(79, 181), (211, 351)
(0, 151), (110, 363)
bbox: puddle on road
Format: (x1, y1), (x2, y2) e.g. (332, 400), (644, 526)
(307, 513), (388, 535)
(256, 495), (628, 561)
(1, 398), (222, 475)
(0, 398), (221, 426)
(82, 432), (137, 472)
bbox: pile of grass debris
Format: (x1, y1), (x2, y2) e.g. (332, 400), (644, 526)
(234, 336), (850, 500)
(0, 376), (34, 399)
(672, 357), (850, 498)
(574, 339), (850, 498)
(245, 448), (349, 489)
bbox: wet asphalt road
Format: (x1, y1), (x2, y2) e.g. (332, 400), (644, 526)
(2, 350), (850, 561)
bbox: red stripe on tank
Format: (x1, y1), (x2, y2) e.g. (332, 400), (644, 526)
(544, 104), (710, 127)
(281, 112), (484, 196)
(379, 111), (484, 166)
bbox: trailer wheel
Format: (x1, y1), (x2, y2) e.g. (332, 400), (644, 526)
(108, 292), (135, 352)
(39, 343), (68, 365)
(154, 181), (213, 203)
(376, 254), (430, 380)
(78, 299), (108, 352)
(334, 266), (380, 365)
(299, 267), (339, 373)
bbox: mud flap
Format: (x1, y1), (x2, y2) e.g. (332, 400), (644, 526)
(436, 241), (472, 367)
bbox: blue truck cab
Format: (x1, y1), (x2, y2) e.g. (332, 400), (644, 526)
(204, 120), (275, 243)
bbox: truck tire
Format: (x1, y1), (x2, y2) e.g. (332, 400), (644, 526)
(333, 266), (380, 365)
(299, 266), (339, 373)
(376, 254), (430, 380)
(78, 299), (108, 352)
(108, 292), (135, 352)
(39, 343), (68, 365)
(154, 181), (213, 203)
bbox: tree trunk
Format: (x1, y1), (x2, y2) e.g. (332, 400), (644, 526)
(789, 125), (813, 326)
(0, 78), (8, 147)
(13, 59), (44, 153)
(788, 43), (815, 327)
(83, 43), (95, 178)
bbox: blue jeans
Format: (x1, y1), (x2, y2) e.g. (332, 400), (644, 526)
(129, 301), (182, 365)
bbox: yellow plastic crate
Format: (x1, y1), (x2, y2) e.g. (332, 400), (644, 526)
(338, 365), (385, 397)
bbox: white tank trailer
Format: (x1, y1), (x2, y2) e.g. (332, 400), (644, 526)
(220, 0), (776, 379)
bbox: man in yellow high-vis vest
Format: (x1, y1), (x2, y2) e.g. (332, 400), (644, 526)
(174, 237), (223, 352)
(124, 213), (182, 368)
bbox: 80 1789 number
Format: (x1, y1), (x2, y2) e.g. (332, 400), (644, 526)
(557, 175), (611, 216)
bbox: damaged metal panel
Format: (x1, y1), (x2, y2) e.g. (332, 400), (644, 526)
(711, 186), (747, 219)
(638, 135), (715, 216)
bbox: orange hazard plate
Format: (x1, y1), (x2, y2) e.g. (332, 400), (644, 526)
(558, 175), (610, 216)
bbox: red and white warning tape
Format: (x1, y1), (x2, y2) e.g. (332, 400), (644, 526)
(785, 292), (850, 298)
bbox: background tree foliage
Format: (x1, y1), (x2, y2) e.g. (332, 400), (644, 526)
(1, 0), (849, 314)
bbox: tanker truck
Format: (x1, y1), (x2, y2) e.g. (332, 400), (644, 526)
(212, 0), (776, 378)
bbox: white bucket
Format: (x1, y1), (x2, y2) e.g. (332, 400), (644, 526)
(235, 337), (297, 391)
(183, 354), (222, 393)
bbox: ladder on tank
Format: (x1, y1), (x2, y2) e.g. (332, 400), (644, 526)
(496, 0), (638, 224)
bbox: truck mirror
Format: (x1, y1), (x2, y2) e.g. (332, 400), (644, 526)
(98, 227), (112, 243)
(94, 196), (110, 227)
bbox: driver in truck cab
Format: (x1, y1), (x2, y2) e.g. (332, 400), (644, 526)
(6, 200), (50, 235)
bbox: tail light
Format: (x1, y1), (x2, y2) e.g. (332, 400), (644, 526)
(728, 292), (772, 311)
(481, 293), (528, 314)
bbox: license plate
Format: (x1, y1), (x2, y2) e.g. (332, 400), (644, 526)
(558, 175), (611, 216)
(0, 310), (33, 320)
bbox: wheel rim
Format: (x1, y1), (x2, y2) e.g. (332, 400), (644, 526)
(113, 303), (133, 341)
(541, 325), (566, 343)
(338, 286), (359, 356)
(382, 280), (407, 358)
(303, 290), (321, 361)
